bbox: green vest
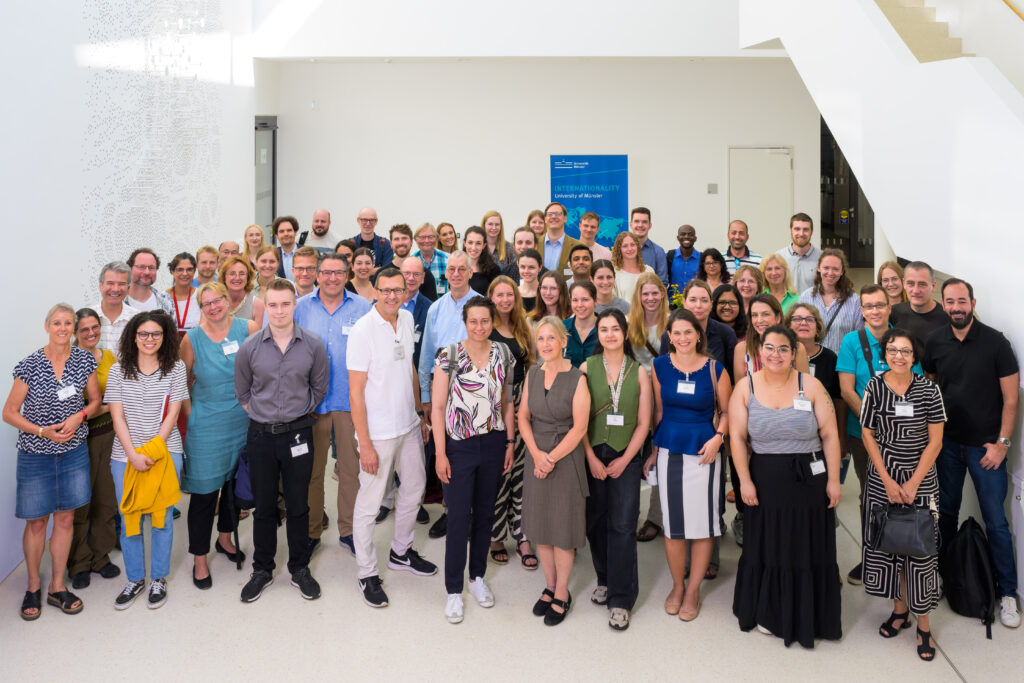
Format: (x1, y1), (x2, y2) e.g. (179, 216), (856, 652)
(585, 354), (640, 452)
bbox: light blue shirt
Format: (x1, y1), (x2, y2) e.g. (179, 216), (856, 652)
(836, 326), (922, 438)
(293, 288), (373, 412)
(543, 235), (565, 271)
(280, 246), (297, 283)
(638, 237), (669, 285)
(418, 288), (481, 402)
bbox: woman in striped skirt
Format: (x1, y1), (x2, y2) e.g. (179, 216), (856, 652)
(645, 309), (731, 622)
(860, 328), (945, 661)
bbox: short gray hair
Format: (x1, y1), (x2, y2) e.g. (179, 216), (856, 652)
(45, 302), (76, 324)
(98, 261), (131, 283)
(448, 249), (469, 266)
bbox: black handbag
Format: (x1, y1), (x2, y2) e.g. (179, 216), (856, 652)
(869, 504), (937, 557)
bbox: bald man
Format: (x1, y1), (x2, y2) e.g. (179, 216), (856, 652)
(351, 207), (393, 271)
(305, 208), (340, 255)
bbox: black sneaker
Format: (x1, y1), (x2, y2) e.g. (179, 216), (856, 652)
(428, 512), (448, 538)
(358, 575), (389, 608)
(241, 570), (274, 603)
(375, 506), (392, 523)
(847, 562), (863, 585)
(306, 537), (321, 561)
(388, 548), (438, 576)
(147, 578), (168, 609)
(71, 571), (91, 590)
(114, 579), (146, 610)
(416, 505), (430, 524)
(290, 567), (321, 600)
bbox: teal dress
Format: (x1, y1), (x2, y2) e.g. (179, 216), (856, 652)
(182, 318), (251, 494)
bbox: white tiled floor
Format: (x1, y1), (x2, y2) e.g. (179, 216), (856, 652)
(2, 474), (1020, 681)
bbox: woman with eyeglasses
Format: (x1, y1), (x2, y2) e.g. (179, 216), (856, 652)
(105, 311), (188, 611)
(697, 248), (730, 291)
(787, 303), (840, 400)
(4, 303), (100, 620)
(733, 265), (766, 319)
(859, 328), (945, 661)
(876, 261), (907, 307)
(179, 282), (258, 589)
(219, 256), (265, 325)
(165, 253), (200, 335)
(730, 325), (842, 648)
(711, 284), (746, 339)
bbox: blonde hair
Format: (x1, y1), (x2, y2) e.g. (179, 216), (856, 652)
(536, 316), (568, 343)
(611, 232), (645, 270)
(414, 222), (436, 240)
(196, 245), (218, 258)
(760, 253), (795, 295)
(487, 276), (534, 369)
(627, 272), (668, 351)
(241, 224), (267, 264)
(734, 264), (766, 296)
(196, 281), (230, 309)
(480, 210), (507, 262)
(218, 257), (256, 294)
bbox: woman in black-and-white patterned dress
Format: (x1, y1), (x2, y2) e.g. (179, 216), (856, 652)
(859, 328), (945, 662)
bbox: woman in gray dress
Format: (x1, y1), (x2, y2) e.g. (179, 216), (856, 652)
(519, 316), (591, 626)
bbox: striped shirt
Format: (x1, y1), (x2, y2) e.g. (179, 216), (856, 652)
(104, 360), (188, 462)
(798, 288), (864, 354)
(415, 249), (449, 296)
(13, 347), (98, 454)
(723, 246), (762, 275)
(93, 301), (141, 356)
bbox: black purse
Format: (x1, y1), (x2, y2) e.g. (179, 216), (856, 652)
(869, 504), (937, 557)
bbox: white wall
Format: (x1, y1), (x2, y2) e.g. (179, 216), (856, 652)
(0, 0), (256, 580)
(930, 0), (1024, 95)
(268, 58), (820, 255)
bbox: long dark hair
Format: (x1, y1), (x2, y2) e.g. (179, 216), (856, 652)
(711, 283), (746, 337)
(591, 308), (636, 360)
(698, 248), (731, 284)
(464, 225), (498, 274)
(118, 311), (180, 380)
(666, 308), (708, 356)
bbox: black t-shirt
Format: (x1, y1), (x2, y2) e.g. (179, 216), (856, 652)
(490, 328), (526, 388)
(469, 265), (500, 297)
(922, 320), (1019, 446)
(890, 301), (947, 348)
(808, 345), (840, 398)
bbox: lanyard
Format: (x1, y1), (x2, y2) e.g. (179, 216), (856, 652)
(173, 292), (192, 329)
(602, 356), (629, 413)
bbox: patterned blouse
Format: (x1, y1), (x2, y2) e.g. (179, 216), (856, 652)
(13, 347), (98, 454)
(435, 341), (514, 440)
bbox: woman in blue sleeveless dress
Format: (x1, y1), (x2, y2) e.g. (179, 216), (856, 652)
(180, 282), (258, 589)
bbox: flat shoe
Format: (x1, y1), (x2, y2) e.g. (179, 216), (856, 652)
(678, 601), (700, 622)
(215, 539), (246, 564)
(46, 590), (83, 615)
(95, 562), (121, 579)
(71, 571), (91, 590)
(193, 566), (213, 590)
(21, 590), (41, 621)
(664, 596), (682, 615)
(532, 588), (555, 617)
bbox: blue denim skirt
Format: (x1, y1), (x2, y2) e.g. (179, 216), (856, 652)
(16, 442), (90, 519)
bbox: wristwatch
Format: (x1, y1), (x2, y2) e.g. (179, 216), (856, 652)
(997, 436), (1011, 448)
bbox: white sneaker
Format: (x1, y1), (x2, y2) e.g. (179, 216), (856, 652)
(1000, 595), (1021, 628)
(445, 593), (464, 623)
(468, 577), (495, 607)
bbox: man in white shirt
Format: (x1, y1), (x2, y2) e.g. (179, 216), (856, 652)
(303, 209), (339, 254)
(93, 261), (140, 355)
(348, 267), (436, 608)
(125, 248), (174, 316)
(776, 212), (821, 293)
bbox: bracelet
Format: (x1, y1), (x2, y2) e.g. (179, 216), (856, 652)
(37, 426), (44, 438)
(81, 410), (88, 421)
(506, 438), (514, 445)
(715, 431), (725, 439)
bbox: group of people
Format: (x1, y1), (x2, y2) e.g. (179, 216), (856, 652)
(7, 205), (1020, 658)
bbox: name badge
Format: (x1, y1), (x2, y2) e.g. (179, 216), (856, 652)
(413, 331), (422, 343)
(894, 401), (914, 417)
(56, 385), (76, 401)
(221, 339), (239, 355)
(393, 345), (406, 360)
(291, 441), (309, 457)
(677, 380), (695, 395)
(563, 268), (573, 276)
(810, 458), (826, 476)
(793, 397), (813, 412)
(808, 363), (817, 378)
(606, 413), (624, 426)
(342, 326), (352, 335)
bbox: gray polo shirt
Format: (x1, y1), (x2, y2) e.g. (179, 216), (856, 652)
(234, 324), (330, 424)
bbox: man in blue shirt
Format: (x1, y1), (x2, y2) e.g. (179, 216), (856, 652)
(630, 207), (668, 285)
(836, 284), (920, 586)
(293, 253), (373, 557)
(667, 224), (700, 298)
(542, 202), (582, 273)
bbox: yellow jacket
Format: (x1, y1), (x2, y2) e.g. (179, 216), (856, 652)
(119, 436), (181, 536)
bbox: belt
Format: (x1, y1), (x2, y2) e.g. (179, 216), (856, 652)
(252, 416), (315, 434)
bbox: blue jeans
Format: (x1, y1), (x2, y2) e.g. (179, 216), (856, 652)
(936, 438), (1017, 596)
(110, 454), (182, 583)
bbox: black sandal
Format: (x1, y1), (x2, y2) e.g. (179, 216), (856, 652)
(489, 546), (509, 565)
(917, 627), (935, 661)
(532, 588), (555, 616)
(20, 590), (41, 621)
(46, 590), (83, 615)
(879, 610), (912, 638)
(516, 541), (538, 570)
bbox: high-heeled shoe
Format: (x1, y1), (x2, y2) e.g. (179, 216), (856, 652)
(879, 610), (912, 638)
(916, 627), (935, 662)
(215, 539), (246, 566)
(192, 566), (212, 590)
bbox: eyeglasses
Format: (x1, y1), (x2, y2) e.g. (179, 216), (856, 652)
(545, 211), (564, 217)
(377, 287), (406, 297)
(173, 266), (195, 274)
(293, 266), (317, 273)
(318, 269), (347, 278)
(717, 300), (738, 308)
(358, 218), (378, 224)
(762, 344), (792, 356)
(200, 296), (226, 308)
(885, 346), (914, 358)
(402, 271), (423, 279)
(790, 315), (815, 324)
(135, 265), (157, 271)
(136, 331), (164, 340)
(880, 277), (901, 286)
(447, 266), (468, 274)
(861, 303), (889, 311)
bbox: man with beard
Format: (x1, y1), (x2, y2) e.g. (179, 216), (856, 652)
(125, 248), (174, 317)
(193, 246), (219, 286)
(889, 261), (947, 347)
(724, 219), (761, 275)
(374, 224), (437, 300)
(923, 278), (1021, 628)
(667, 224), (700, 294)
(776, 213), (820, 293)
(304, 209), (340, 254)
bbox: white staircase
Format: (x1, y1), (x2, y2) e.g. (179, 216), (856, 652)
(875, 0), (971, 62)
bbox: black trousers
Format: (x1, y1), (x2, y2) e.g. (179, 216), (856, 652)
(247, 421), (314, 575)
(187, 480), (235, 556)
(441, 431), (505, 594)
(586, 443), (641, 610)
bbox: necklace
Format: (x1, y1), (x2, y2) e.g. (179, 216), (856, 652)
(602, 355), (628, 413)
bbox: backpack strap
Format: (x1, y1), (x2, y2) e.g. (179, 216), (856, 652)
(297, 230), (309, 246)
(858, 329), (876, 376)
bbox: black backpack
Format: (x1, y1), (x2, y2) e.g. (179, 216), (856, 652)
(940, 517), (998, 638)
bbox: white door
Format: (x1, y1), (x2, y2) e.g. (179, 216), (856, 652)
(728, 147), (794, 256)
